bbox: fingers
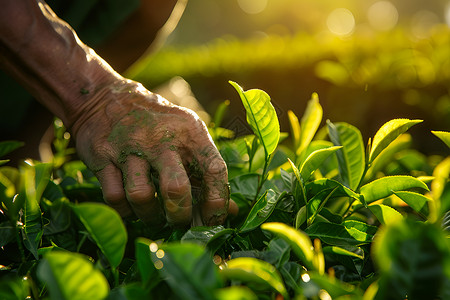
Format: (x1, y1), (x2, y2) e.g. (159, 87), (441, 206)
(122, 156), (165, 225)
(196, 146), (230, 226)
(156, 152), (192, 226)
(96, 164), (132, 217)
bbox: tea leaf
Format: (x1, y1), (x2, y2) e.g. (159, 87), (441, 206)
(305, 221), (376, 246)
(37, 252), (109, 300)
(215, 286), (257, 300)
(432, 131), (450, 148)
(287, 110), (301, 152)
(262, 222), (315, 271)
(135, 238), (157, 284)
(229, 81), (280, 157)
(239, 189), (279, 232)
(393, 191), (430, 216)
(327, 121), (365, 190)
(156, 243), (221, 300)
(222, 257), (288, 298)
(71, 203), (127, 268)
(360, 176), (429, 204)
(298, 94), (323, 156)
(368, 204), (403, 225)
(369, 119), (422, 164)
(300, 146), (342, 182)
(373, 219), (448, 299)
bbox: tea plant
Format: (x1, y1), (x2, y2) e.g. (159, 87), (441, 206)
(0, 82), (449, 300)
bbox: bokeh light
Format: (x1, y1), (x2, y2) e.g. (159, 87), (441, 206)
(368, 1), (398, 31)
(327, 8), (355, 36)
(237, 0), (268, 15)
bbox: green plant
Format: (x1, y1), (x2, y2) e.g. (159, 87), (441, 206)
(0, 83), (449, 299)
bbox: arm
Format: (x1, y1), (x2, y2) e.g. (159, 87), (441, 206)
(0, 0), (236, 226)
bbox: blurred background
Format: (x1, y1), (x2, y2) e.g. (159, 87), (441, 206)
(128, 0), (450, 156)
(1, 0), (449, 160)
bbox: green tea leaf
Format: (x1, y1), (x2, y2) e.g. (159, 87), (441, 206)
(71, 203), (127, 268)
(181, 225), (226, 246)
(368, 204), (403, 225)
(37, 251), (109, 300)
(305, 178), (360, 201)
(298, 93), (323, 156)
(366, 134), (412, 180)
(322, 246), (364, 260)
(135, 238), (157, 284)
(307, 187), (339, 226)
(239, 189), (279, 232)
(261, 222), (315, 271)
(431, 157), (450, 218)
(287, 110), (301, 153)
(0, 141), (24, 158)
(393, 191), (430, 216)
(156, 243), (221, 300)
(229, 81), (280, 156)
(305, 221), (376, 246)
(373, 219), (449, 299)
(309, 272), (362, 298)
(221, 257), (288, 298)
(215, 286), (257, 300)
(21, 164), (49, 259)
(0, 277), (30, 300)
(432, 131), (450, 148)
(327, 121), (365, 190)
(300, 146), (342, 182)
(360, 175), (429, 204)
(369, 119), (423, 164)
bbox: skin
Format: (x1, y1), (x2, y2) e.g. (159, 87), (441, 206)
(0, 0), (237, 227)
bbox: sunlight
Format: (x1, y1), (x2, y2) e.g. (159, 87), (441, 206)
(368, 1), (398, 31)
(327, 8), (355, 36)
(237, 0), (268, 15)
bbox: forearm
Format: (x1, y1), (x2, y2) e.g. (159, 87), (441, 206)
(0, 0), (123, 128)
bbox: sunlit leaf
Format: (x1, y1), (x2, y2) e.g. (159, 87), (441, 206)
(300, 146), (341, 182)
(360, 175), (429, 204)
(305, 221), (377, 246)
(261, 222), (315, 271)
(229, 81), (280, 157)
(71, 203), (127, 268)
(366, 134), (412, 179)
(288, 110), (301, 153)
(369, 119), (423, 164)
(214, 286), (257, 300)
(37, 251), (109, 300)
(222, 257), (288, 298)
(432, 131), (450, 148)
(298, 93), (323, 156)
(327, 121), (365, 190)
(322, 246), (364, 260)
(431, 157), (450, 219)
(368, 204), (403, 225)
(393, 191), (430, 217)
(239, 189), (279, 232)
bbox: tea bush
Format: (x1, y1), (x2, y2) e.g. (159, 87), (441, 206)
(0, 82), (449, 299)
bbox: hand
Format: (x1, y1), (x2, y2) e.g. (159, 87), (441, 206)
(71, 79), (237, 226)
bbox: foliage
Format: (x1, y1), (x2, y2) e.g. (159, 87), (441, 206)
(1, 83), (449, 299)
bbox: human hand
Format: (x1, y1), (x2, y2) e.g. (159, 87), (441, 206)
(71, 79), (237, 226)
